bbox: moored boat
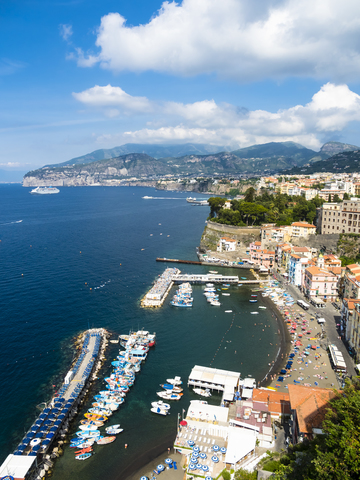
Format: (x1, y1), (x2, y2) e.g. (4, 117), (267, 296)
(97, 436), (116, 445)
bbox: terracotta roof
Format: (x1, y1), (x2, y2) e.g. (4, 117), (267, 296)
(343, 298), (360, 310)
(288, 385), (337, 434)
(252, 389), (290, 415)
(328, 267), (342, 275)
(305, 266), (336, 277)
(290, 254), (301, 259)
(291, 222), (316, 228)
(293, 247), (310, 253)
(221, 236), (236, 242)
(254, 241), (261, 246)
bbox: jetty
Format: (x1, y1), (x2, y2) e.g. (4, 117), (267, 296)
(156, 257), (259, 269)
(0, 328), (108, 480)
(141, 267), (180, 308)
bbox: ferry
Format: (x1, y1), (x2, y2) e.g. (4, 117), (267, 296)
(30, 186), (60, 194)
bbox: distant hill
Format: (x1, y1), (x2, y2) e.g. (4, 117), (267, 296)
(307, 141), (360, 163)
(283, 149), (360, 175)
(24, 140), (360, 186)
(46, 143), (228, 168)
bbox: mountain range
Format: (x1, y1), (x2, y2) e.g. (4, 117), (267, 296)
(23, 141), (360, 187)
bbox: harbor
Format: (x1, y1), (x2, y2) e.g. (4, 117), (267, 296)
(0, 329), (108, 480)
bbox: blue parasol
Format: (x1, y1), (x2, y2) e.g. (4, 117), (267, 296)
(193, 446), (200, 452)
(211, 456), (219, 463)
(188, 464), (196, 470)
(220, 447), (227, 453)
(202, 465), (209, 472)
(212, 445), (220, 451)
(187, 440), (195, 446)
(205, 476), (213, 480)
(196, 464), (202, 470)
(157, 465), (165, 472)
(200, 453), (207, 459)
(164, 458), (173, 464)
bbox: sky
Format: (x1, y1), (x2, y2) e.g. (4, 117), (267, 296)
(2, 0), (360, 178)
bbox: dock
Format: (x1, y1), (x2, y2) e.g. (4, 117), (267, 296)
(141, 267), (181, 308)
(156, 257), (260, 269)
(0, 328), (108, 480)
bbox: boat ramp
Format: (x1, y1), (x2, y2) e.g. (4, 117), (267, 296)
(0, 328), (108, 480)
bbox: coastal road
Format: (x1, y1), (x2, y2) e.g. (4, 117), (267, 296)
(272, 272), (356, 381)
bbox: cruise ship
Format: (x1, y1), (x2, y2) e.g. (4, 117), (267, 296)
(30, 186), (60, 195)
(186, 197), (208, 206)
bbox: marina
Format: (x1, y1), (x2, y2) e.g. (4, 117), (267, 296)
(0, 329), (108, 480)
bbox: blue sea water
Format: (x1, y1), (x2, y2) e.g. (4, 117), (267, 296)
(0, 185), (279, 478)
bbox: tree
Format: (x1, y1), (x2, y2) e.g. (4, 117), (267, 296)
(278, 379), (360, 480)
(333, 194), (341, 203)
(344, 192), (350, 200)
(207, 197), (226, 218)
(244, 186), (256, 203)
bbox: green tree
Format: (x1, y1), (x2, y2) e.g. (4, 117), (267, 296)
(207, 197), (226, 218)
(333, 194), (341, 203)
(244, 187), (256, 203)
(344, 192), (350, 200)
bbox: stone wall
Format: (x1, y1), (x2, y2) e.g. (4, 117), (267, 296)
(200, 220), (261, 251)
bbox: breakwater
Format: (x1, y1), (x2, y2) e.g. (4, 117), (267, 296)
(0, 329), (108, 480)
(141, 267), (180, 308)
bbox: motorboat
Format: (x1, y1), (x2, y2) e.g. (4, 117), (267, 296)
(79, 424), (99, 431)
(249, 299), (258, 303)
(76, 430), (101, 438)
(258, 306), (266, 309)
(151, 400), (171, 410)
(222, 293), (230, 296)
(250, 312), (259, 315)
(151, 407), (170, 415)
(75, 452), (92, 460)
(166, 376), (182, 385)
(210, 300), (221, 306)
(193, 388), (211, 398)
(160, 384), (183, 392)
(156, 391), (181, 400)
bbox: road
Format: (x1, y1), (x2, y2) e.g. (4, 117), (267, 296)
(272, 271), (356, 382)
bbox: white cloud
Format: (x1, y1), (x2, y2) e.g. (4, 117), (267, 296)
(75, 0), (360, 81)
(75, 82), (360, 150)
(72, 84), (154, 114)
(59, 24), (73, 42)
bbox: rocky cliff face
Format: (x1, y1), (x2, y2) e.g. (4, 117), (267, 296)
(320, 141), (359, 156)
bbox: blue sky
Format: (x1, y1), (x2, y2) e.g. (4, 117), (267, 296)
(2, 0), (360, 177)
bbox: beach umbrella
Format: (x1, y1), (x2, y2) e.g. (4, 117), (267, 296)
(193, 446), (200, 453)
(220, 447), (227, 453)
(46, 432), (55, 439)
(157, 465), (165, 472)
(196, 464), (202, 470)
(212, 445), (220, 452)
(200, 453), (207, 459)
(42, 439), (51, 445)
(205, 476), (213, 480)
(31, 444), (41, 453)
(280, 369), (287, 375)
(165, 458), (173, 465)
(140, 476), (149, 480)
(211, 456), (219, 463)
(202, 465), (209, 472)
(187, 440), (195, 446)
(180, 420), (187, 426)
(190, 456), (198, 463)
(188, 464), (196, 470)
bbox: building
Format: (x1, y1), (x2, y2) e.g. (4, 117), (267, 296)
(342, 298), (359, 343)
(303, 266), (338, 301)
(349, 303), (360, 362)
(217, 237), (237, 252)
(343, 264), (360, 299)
(288, 254), (312, 287)
(250, 248), (275, 270)
(318, 198), (360, 234)
(288, 385), (337, 444)
(291, 222), (316, 237)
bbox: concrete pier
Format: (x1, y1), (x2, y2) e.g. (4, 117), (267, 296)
(0, 328), (108, 480)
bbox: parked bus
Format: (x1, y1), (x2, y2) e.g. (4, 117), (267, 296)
(297, 299), (310, 310)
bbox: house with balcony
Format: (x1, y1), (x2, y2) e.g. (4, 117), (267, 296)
(303, 266), (338, 301)
(288, 254), (312, 287)
(291, 222), (316, 237)
(250, 248), (275, 271)
(217, 236), (237, 252)
(349, 303), (360, 363)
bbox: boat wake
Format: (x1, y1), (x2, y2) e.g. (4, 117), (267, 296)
(93, 279), (111, 290)
(0, 220), (23, 225)
(142, 197), (183, 200)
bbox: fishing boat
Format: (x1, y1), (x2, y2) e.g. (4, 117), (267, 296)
(250, 312), (259, 315)
(193, 388), (211, 398)
(76, 430), (101, 438)
(225, 310), (232, 313)
(241, 277), (247, 280)
(97, 436), (116, 445)
(80, 419), (104, 426)
(209, 271), (218, 274)
(151, 406), (170, 415)
(170, 300), (192, 307)
(258, 306), (266, 309)
(206, 283), (214, 287)
(222, 293), (230, 296)
(75, 452), (92, 460)
(221, 288), (228, 291)
(210, 300), (221, 306)
(223, 284), (230, 287)
(84, 413), (108, 422)
(249, 300), (258, 303)
(88, 407), (113, 416)
(79, 424), (99, 431)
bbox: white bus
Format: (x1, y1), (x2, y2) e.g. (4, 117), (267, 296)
(297, 299), (310, 310)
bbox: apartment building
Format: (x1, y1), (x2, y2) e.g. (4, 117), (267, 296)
(303, 266), (338, 301)
(318, 198), (360, 234)
(291, 222), (316, 237)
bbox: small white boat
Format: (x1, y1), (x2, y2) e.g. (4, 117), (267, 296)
(209, 271), (218, 274)
(193, 388), (211, 398)
(258, 306), (267, 309)
(166, 376), (182, 386)
(206, 283), (214, 287)
(225, 310), (232, 313)
(151, 407), (170, 416)
(105, 426), (123, 435)
(222, 293), (230, 296)
(250, 312), (259, 315)
(156, 391), (181, 400)
(79, 424), (99, 431)
(151, 401), (171, 410)
(210, 300), (221, 306)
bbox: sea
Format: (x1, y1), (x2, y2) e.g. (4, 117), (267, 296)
(0, 184), (280, 479)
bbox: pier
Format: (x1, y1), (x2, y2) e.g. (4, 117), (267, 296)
(0, 328), (108, 480)
(141, 267), (181, 308)
(156, 257), (258, 269)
